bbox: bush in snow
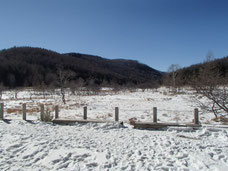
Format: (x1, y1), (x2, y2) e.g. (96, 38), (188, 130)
(42, 108), (53, 122)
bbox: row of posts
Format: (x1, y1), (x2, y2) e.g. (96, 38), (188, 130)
(0, 103), (120, 122)
(0, 103), (199, 125)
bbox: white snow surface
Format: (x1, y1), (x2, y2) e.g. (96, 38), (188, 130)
(0, 87), (228, 170)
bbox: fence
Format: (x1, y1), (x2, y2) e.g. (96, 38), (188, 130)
(0, 102), (200, 127)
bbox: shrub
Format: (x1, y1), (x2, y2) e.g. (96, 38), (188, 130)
(42, 108), (53, 122)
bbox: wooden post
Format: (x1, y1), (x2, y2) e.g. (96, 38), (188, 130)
(22, 103), (26, 120)
(115, 107), (119, 121)
(55, 105), (59, 119)
(0, 103), (4, 120)
(153, 107), (157, 123)
(40, 104), (44, 121)
(83, 106), (87, 120)
(194, 108), (199, 125)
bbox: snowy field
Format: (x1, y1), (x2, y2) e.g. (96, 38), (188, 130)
(0, 87), (228, 170)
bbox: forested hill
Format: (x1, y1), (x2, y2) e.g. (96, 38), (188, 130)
(163, 56), (228, 86)
(0, 47), (163, 88)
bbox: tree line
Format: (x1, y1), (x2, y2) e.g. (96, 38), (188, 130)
(163, 56), (228, 87)
(0, 47), (162, 90)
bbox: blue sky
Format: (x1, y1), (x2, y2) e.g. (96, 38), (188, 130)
(0, 0), (228, 71)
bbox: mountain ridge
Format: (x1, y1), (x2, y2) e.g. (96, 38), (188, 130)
(0, 46), (163, 88)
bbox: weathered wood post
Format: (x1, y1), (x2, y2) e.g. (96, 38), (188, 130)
(153, 107), (157, 123)
(115, 107), (119, 121)
(40, 104), (44, 121)
(0, 103), (4, 120)
(55, 105), (59, 119)
(83, 106), (87, 120)
(194, 108), (199, 125)
(22, 103), (26, 120)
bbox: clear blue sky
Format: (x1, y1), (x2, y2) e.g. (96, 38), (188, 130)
(0, 0), (228, 71)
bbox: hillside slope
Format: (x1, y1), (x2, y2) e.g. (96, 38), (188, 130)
(0, 47), (162, 88)
(163, 56), (228, 86)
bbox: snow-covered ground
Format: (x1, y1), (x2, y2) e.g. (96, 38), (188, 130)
(0, 87), (228, 170)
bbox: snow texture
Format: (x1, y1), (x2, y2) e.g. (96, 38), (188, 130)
(0, 87), (228, 170)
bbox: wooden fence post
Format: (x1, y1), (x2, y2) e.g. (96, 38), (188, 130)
(153, 107), (157, 123)
(115, 107), (119, 121)
(0, 103), (4, 120)
(83, 106), (87, 120)
(55, 105), (59, 119)
(194, 108), (199, 125)
(40, 104), (44, 121)
(22, 103), (26, 120)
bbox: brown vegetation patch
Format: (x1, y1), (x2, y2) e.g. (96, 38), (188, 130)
(211, 116), (228, 124)
(220, 116), (228, 123)
(26, 107), (40, 113)
(129, 117), (137, 125)
(6, 106), (45, 114)
(6, 108), (21, 114)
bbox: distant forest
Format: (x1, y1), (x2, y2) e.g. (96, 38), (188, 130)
(163, 56), (228, 87)
(1, 47), (227, 90)
(0, 47), (163, 89)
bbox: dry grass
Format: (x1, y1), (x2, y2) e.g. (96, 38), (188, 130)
(42, 108), (53, 122)
(27, 107), (40, 113)
(6, 107), (41, 114)
(129, 117), (137, 125)
(211, 116), (228, 125)
(6, 108), (21, 114)
(219, 116), (228, 125)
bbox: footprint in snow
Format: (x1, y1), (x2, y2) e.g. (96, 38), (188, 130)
(6, 143), (23, 152)
(86, 162), (98, 167)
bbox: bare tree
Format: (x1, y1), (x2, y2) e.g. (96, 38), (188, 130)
(205, 50), (214, 62)
(0, 83), (4, 100)
(191, 63), (228, 119)
(167, 64), (181, 92)
(14, 88), (20, 99)
(57, 68), (75, 104)
(69, 77), (84, 96)
(33, 82), (48, 99)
